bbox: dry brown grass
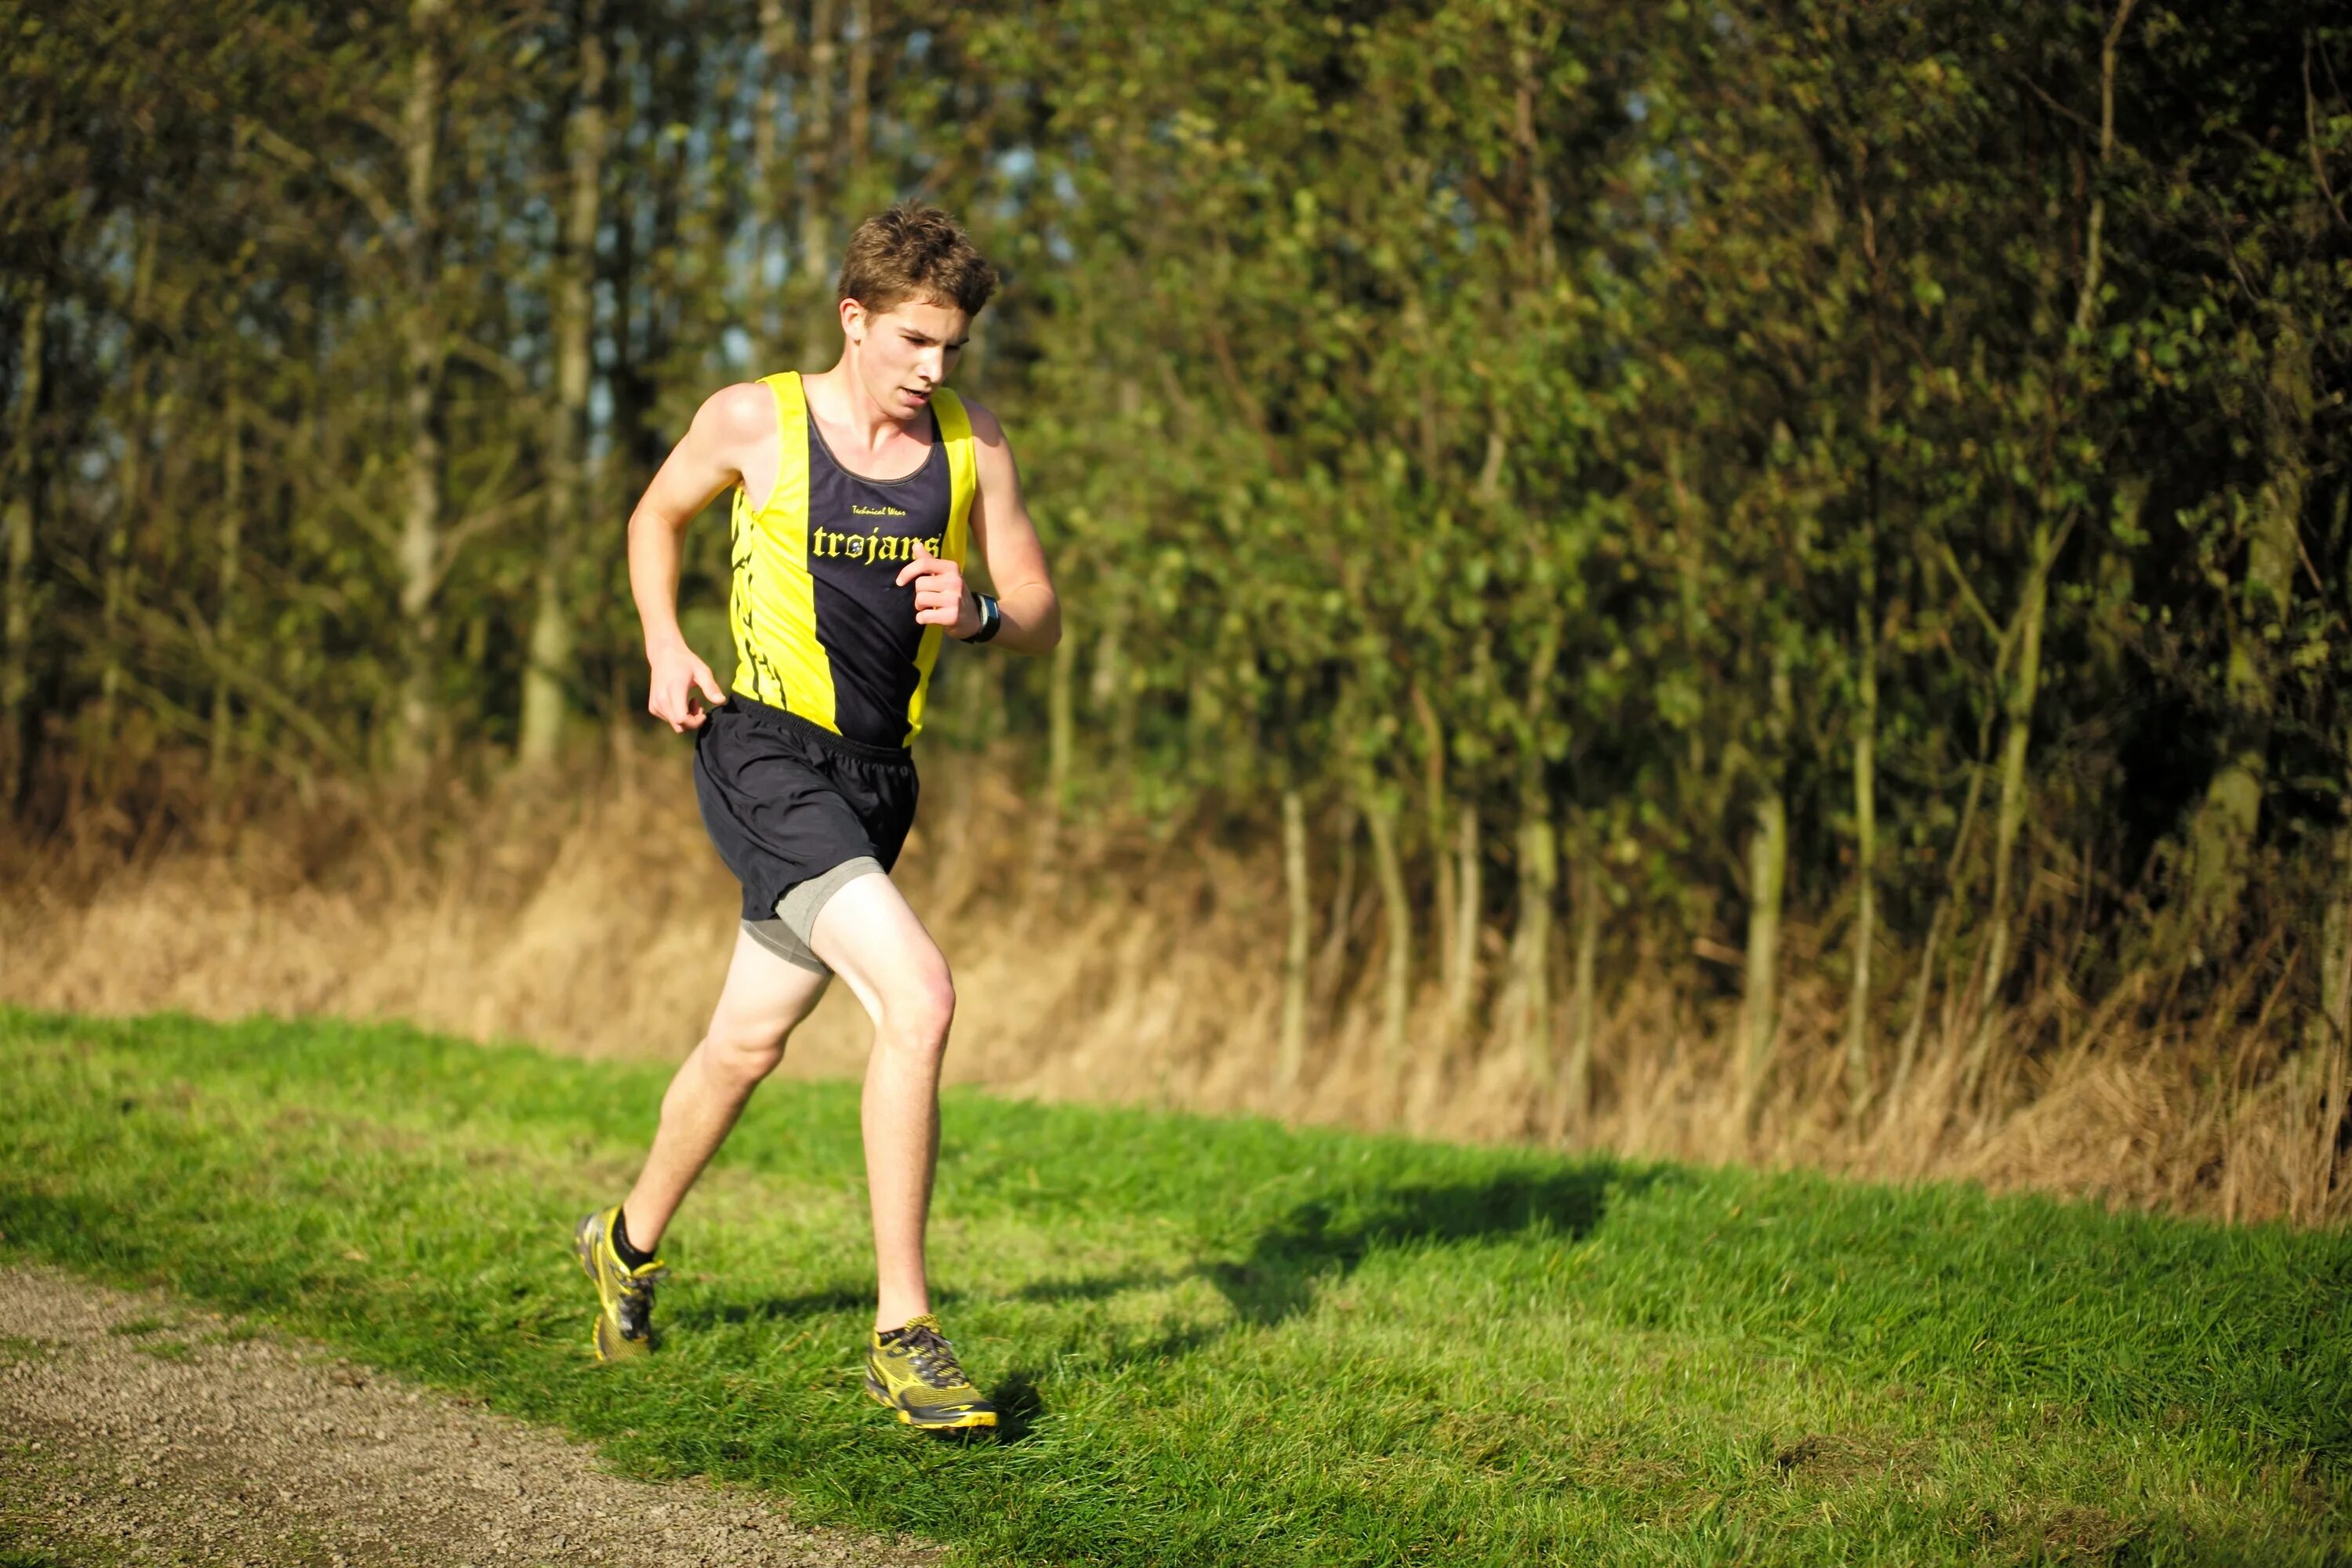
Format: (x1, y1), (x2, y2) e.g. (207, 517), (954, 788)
(4, 742), (2345, 1226)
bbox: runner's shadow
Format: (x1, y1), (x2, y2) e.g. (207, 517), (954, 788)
(676, 1282), (964, 1328)
(1207, 1164), (1657, 1326)
(1012, 1269), (1185, 1303)
(1006, 1165), (1657, 1334)
(979, 1323), (1214, 1445)
(977, 1369), (1046, 1443)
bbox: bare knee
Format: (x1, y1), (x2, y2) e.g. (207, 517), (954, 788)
(699, 1020), (787, 1088)
(880, 971), (955, 1057)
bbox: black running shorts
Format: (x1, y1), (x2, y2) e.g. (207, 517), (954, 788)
(692, 694), (919, 964)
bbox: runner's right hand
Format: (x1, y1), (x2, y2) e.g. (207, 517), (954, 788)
(648, 642), (727, 733)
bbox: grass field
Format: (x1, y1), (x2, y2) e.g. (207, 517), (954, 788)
(2, 1007), (2347, 1566)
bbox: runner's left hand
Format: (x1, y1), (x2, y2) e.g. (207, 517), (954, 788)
(898, 540), (978, 638)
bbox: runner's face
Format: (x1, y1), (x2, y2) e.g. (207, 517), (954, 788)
(844, 296), (970, 421)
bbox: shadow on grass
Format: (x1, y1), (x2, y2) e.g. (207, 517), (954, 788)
(1012, 1269), (1183, 1304)
(1015, 1164), (1654, 1330)
(673, 1282), (965, 1328)
(975, 1324), (1223, 1446)
(696, 1161), (1646, 1345)
(982, 1368), (1047, 1443)
(1207, 1164), (1655, 1325)
(666, 1165), (1652, 1441)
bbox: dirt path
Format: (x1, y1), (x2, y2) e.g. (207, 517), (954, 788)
(0, 1266), (936, 1568)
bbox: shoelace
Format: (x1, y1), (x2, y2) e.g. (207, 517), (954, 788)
(614, 1262), (667, 1337)
(895, 1323), (966, 1390)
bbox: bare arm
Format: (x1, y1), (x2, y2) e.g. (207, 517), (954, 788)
(964, 401), (1060, 653)
(897, 397), (1061, 653)
(628, 383), (773, 731)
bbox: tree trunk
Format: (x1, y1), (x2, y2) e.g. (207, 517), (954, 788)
(606, 26), (648, 466)
(2316, 800), (2352, 1065)
(1312, 802), (1358, 1014)
(520, 0), (609, 768)
(99, 220), (161, 743)
(1965, 518), (2053, 1088)
(1508, 623), (1562, 1083)
(1957, 0), (2129, 1084)
(955, 637), (1001, 744)
(1362, 782), (1413, 1082)
(395, 0), (451, 773)
(1891, 757), (1986, 1107)
(1278, 786), (1311, 1089)
(1968, 0), (2117, 1078)
(1511, 797), (1557, 1085)
(1509, 36), (1557, 286)
(1563, 837), (1601, 1131)
(1089, 619), (1133, 794)
(1665, 434), (1710, 782)
(753, 0), (791, 363)
(2312, 782), (2352, 1223)
(1045, 620), (1076, 829)
(1446, 801), (1482, 1041)
(1738, 652), (1793, 1123)
(210, 377), (244, 784)
(845, 0), (871, 187)
(1738, 782), (1788, 1123)
(2, 285), (45, 804)
(1110, 632), (1138, 800)
(1846, 528), (1879, 1115)
(2177, 319), (2310, 960)
(1412, 685), (1457, 1008)
(799, 0), (839, 350)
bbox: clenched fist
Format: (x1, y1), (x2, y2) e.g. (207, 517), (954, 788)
(897, 539), (978, 638)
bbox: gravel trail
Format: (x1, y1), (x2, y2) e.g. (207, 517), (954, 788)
(0, 1265), (936, 1568)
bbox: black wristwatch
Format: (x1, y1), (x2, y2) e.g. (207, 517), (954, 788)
(960, 591), (1002, 644)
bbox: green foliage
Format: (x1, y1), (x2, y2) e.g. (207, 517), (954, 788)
(3, 2), (2350, 1067)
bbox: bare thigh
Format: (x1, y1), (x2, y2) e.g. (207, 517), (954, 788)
(704, 924), (833, 1066)
(806, 871), (953, 1031)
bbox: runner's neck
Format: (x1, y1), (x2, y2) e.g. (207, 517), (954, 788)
(802, 365), (934, 479)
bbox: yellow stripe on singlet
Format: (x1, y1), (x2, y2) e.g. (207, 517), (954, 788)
(904, 387), (978, 744)
(729, 372), (839, 730)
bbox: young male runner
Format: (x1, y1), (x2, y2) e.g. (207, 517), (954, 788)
(573, 205), (1058, 1432)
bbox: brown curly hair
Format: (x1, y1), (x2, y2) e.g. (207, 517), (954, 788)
(836, 204), (999, 318)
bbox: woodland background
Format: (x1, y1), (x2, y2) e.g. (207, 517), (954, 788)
(2, 0), (2348, 1222)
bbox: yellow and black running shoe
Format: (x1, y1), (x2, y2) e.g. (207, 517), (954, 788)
(864, 1315), (997, 1430)
(572, 1206), (666, 1363)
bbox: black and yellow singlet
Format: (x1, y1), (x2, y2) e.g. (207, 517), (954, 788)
(728, 371), (977, 748)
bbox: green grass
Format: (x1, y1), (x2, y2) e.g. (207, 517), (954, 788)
(2, 1008), (2347, 1566)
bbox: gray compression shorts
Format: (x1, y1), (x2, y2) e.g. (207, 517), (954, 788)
(739, 855), (884, 975)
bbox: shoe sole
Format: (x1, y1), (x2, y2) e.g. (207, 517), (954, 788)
(864, 1371), (998, 1429)
(574, 1213), (647, 1366)
(573, 1216), (604, 1361)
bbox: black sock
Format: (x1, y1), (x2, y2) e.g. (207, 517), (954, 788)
(611, 1207), (655, 1268)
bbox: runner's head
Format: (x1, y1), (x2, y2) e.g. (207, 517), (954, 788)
(836, 205), (998, 422)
